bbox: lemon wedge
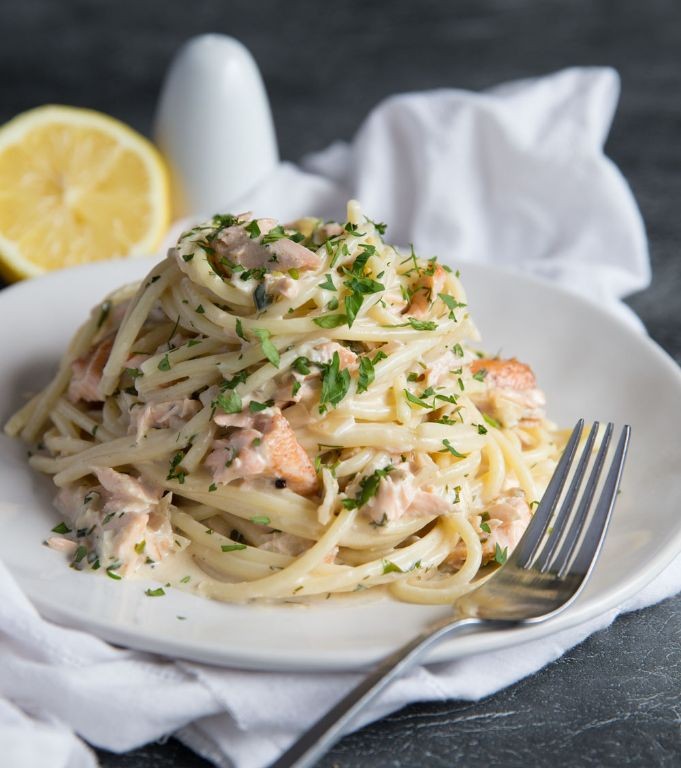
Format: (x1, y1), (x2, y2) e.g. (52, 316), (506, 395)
(0, 105), (170, 281)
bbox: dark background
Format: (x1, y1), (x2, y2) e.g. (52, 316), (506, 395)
(2, 1), (680, 766)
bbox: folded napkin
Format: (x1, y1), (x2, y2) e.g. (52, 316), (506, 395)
(0, 67), (665, 768)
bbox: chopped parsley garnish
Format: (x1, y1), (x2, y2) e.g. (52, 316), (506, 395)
(365, 217), (387, 235)
(453, 343), (464, 357)
(158, 354), (171, 372)
(313, 314), (348, 329)
(344, 222), (366, 236)
(195, 304), (205, 314)
(249, 399), (273, 412)
(51, 522), (71, 534)
(481, 521), (492, 534)
(235, 318), (247, 341)
(476, 423), (488, 435)
(106, 569), (122, 580)
(134, 540), (146, 555)
(212, 213), (241, 229)
(342, 271), (385, 328)
(494, 544), (508, 565)
(438, 293), (467, 319)
(261, 225), (304, 245)
(208, 483), (217, 492)
(96, 300), (112, 329)
(250, 515), (271, 526)
(343, 275), (385, 295)
(319, 351), (351, 412)
(441, 439), (467, 458)
(145, 587), (166, 597)
(483, 413), (501, 429)
(167, 449), (189, 483)
(382, 559), (404, 574)
(187, 338), (202, 348)
(292, 356), (311, 375)
(253, 283), (270, 312)
(357, 356), (376, 394)
(406, 318), (438, 331)
(253, 328), (280, 367)
(73, 545), (87, 563)
(472, 368), (488, 382)
(342, 465), (393, 509)
(180, 575), (191, 583)
(404, 390), (433, 409)
(244, 220), (261, 238)
(344, 291), (363, 327)
(221, 543), (247, 552)
(318, 274), (336, 291)
(215, 389), (242, 414)
(220, 370), (249, 390)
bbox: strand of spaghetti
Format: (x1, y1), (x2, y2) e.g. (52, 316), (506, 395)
(491, 428), (538, 501)
(21, 309), (100, 442)
(281, 524), (449, 597)
(178, 271), (256, 311)
(142, 373), (220, 404)
(54, 398), (115, 442)
(43, 407), (213, 483)
(198, 507), (357, 601)
(44, 435), (94, 456)
(182, 425), (215, 473)
(479, 431), (506, 502)
(171, 512), (292, 571)
(4, 393), (40, 437)
(100, 258), (175, 395)
(141, 465), (322, 536)
(49, 410), (80, 440)
(388, 514), (484, 604)
(334, 449), (376, 478)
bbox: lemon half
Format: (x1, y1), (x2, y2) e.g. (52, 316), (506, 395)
(0, 105), (170, 281)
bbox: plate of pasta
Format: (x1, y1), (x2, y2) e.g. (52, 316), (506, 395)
(1, 201), (681, 671)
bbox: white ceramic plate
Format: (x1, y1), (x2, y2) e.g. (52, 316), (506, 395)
(2, 257), (680, 672)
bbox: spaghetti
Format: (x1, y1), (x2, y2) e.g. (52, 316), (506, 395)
(6, 201), (564, 604)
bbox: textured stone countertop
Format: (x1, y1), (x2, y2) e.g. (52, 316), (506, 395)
(1, 1), (680, 766)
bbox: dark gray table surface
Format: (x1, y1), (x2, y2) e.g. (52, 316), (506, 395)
(2, 1), (680, 766)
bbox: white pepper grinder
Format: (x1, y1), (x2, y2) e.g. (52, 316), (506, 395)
(153, 34), (279, 219)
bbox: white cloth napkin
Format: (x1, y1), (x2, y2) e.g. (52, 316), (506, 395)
(0, 67), (666, 768)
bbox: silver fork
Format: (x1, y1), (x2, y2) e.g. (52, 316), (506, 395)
(270, 419), (631, 768)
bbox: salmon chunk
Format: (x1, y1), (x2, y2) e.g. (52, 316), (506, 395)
(469, 358), (546, 427)
(206, 409), (318, 495)
(470, 358), (537, 391)
(406, 264), (447, 319)
(213, 220), (320, 273)
(68, 337), (114, 403)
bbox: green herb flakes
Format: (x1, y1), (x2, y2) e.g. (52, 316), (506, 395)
(51, 522), (71, 534)
(441, 439), (467, 458)
(221, 543), (247, 552)
(313, 314), (348, 329)
(253, 328), (280, 367)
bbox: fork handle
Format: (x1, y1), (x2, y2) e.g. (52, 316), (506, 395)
(268, 616), (483, 768)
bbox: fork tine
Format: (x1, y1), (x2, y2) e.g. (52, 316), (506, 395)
(548, 422), (613, 575)
(534, 421), (601, 572)
(559, 425), (631, 578)
(511, 419), (584, 568)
